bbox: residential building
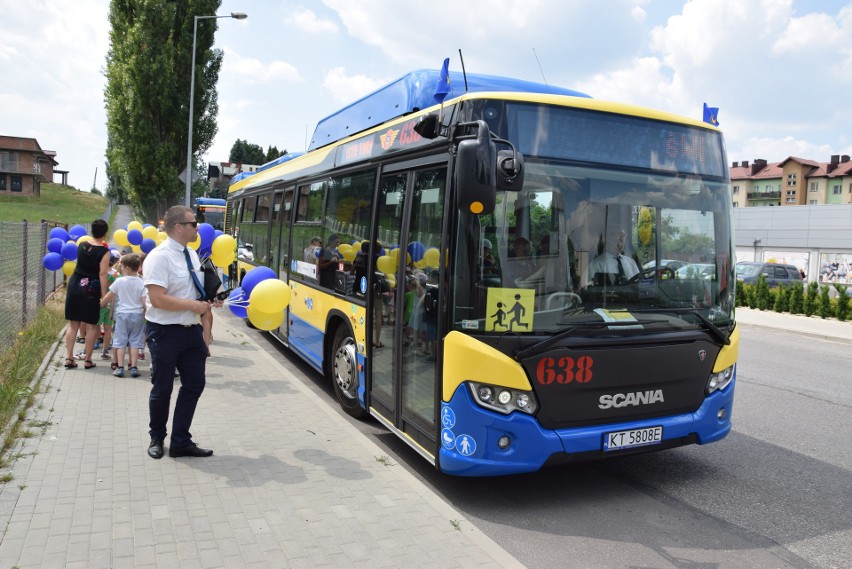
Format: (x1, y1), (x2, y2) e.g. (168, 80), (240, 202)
(731, 154), (852, 208)
(0, 135), (58, 197)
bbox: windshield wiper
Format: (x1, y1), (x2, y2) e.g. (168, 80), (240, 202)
(631, 307), (731, 346)
(513, 318), (668, 360)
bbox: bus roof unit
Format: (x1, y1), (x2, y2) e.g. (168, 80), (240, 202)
(308, 69), (590, 152)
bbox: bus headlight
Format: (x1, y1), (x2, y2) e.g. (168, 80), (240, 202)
(469, 382), (538, 415)
(706, 365), (734, 395)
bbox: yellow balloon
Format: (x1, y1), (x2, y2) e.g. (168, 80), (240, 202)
(385, 274), (397, 288)
(131, 245), (142, 254)
(247, 305), (285, 331)
(210, 249), (235, 268)
(127, 221), (143, 232)
(423, 248), (440, 268)
(338, 243), (352, 254)
(113, 229), (129, 247)
(62, 260), (76, 277)
(389, 248), (399, 260)
(376, 255), (395, 274)
(142, 225), (158, 240)
(188, 234), (201, 250)
(340, 247), (356, 262)
(249, 279), (291, 313)
(157, 232), (168, 244)
(212, 234), (236, 258)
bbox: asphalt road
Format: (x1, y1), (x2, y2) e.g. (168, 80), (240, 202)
(248, 316), (850, 569)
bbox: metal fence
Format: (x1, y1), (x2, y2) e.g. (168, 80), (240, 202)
(0, 221), (67, 350)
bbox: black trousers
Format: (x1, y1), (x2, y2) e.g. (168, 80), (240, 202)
(145, 322), (207, 448)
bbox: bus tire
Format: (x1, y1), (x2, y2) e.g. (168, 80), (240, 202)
(329, 325), (368, 419)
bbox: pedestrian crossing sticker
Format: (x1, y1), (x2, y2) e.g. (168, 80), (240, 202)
(485, 288), (534, 332)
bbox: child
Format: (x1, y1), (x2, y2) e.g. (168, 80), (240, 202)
(101, 254), (146, 378)
(99, 251), (121, 360)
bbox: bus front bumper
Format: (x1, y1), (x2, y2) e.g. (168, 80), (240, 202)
(437, 378), (735, 477)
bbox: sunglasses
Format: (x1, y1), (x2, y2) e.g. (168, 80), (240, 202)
(176, 221), (198, 228)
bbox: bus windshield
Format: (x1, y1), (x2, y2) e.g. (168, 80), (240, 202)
(452, 161), (734, 335)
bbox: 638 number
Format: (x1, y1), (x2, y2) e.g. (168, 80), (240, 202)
(535, 355), (594, 385)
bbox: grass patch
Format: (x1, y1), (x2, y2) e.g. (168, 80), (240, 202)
(0, 183), (108, 223)
(0, 295), (65, 466)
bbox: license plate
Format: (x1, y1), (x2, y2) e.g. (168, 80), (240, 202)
(603, 426), (663, 451)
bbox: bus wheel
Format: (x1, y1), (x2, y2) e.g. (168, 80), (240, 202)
(330, 326), (368, 419)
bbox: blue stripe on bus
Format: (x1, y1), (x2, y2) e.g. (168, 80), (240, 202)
(285, 312), (369, 410)
(438, 374), (736, 477)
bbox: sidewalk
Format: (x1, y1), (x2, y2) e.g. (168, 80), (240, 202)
(736, 307), (852, 343)
(0, 314), (523, 569)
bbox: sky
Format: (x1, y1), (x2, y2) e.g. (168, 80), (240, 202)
(2, 0), (852, 190)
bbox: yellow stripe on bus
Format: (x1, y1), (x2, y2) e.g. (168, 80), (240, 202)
(289, 281), (369, 354)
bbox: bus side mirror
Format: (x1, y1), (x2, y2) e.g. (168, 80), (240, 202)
(496, 148), (524, 191)
(455, 120), (496, 216)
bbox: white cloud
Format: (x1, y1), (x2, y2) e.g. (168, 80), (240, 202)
(322, 67), (385, 103)
(223, 49), (302, 83)
(287, 6), (339, 33)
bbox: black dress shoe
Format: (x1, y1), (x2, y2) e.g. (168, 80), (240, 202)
(168, 443), (213, 458)
(148, 439), (164, 459)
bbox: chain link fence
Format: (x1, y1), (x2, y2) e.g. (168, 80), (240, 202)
(0, 220), (67, 349)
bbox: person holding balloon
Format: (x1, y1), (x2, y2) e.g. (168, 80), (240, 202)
(63, 219), (110, 369)
(143, 206), (222, 460)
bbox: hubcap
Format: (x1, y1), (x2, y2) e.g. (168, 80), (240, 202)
(333, 340), (358, 400)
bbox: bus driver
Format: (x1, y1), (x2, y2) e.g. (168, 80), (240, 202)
(588, 225), (639, 285)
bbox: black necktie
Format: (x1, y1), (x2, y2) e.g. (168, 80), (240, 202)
(184, 248), (206, 300)
(616, 255), (625, 278)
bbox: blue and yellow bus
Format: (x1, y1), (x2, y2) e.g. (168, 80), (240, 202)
(193, 197), (227, 230)
(227, 69), (738, 476)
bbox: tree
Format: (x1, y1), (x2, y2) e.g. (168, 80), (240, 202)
(265, 145), (286, 162)
(105, 0), (224, 221)
(229, 139), (265, 164)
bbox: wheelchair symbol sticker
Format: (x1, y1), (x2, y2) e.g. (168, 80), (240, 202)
(441, 406), (455, 428)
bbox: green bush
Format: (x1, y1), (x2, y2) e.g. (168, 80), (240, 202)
(835, 285), (850, 321)
(774, 283), (789, 313)
(755, 274), (771, 310)
(817, 285), (832, 319)
(804, 281), (819, 316)
(789, 281), (804, 314)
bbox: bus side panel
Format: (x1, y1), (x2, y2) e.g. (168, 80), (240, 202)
(288, 280), (370, 368)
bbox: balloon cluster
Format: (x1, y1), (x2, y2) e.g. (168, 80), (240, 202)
(42, 225), (95, 276)
(224, 267), (291, 331)
(111, 220), (237, 269)
(113, 220), (163, 255)
(372, 240), (441, 288)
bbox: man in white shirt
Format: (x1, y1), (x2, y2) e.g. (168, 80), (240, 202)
(144, 205), (221, 459)
(588, 225), (640, 285)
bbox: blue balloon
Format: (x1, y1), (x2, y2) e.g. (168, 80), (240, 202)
(241, 266), (276, 298)
(140, 238), (157, 254)
(42, 252), (63, 271)
(47, 237), (64, 253)
(61, 242), (78, 261)
(214, 229), (224, 240)
(49, 227), (69, 242)
(127, 228), (143, 246)
(69, 225), (88, 240)
(407, 241), (425, 262)
(197, 223), (215, 250)
(227, 287), (248, 318)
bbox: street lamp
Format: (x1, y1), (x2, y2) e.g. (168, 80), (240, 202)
(185, 11), (247, 207)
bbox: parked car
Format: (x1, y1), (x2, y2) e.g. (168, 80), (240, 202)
(675, 263), (715, 280)
(736, 262), (803, 287)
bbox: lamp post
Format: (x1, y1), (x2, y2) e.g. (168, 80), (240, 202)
(185, 12), (247, 207)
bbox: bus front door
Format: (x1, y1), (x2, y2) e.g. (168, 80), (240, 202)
(370, 166), (446, 458)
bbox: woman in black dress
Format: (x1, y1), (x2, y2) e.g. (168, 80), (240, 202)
(64, 219), (110, 369)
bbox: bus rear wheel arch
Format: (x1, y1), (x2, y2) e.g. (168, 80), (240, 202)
(329, 324), (368, 419)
